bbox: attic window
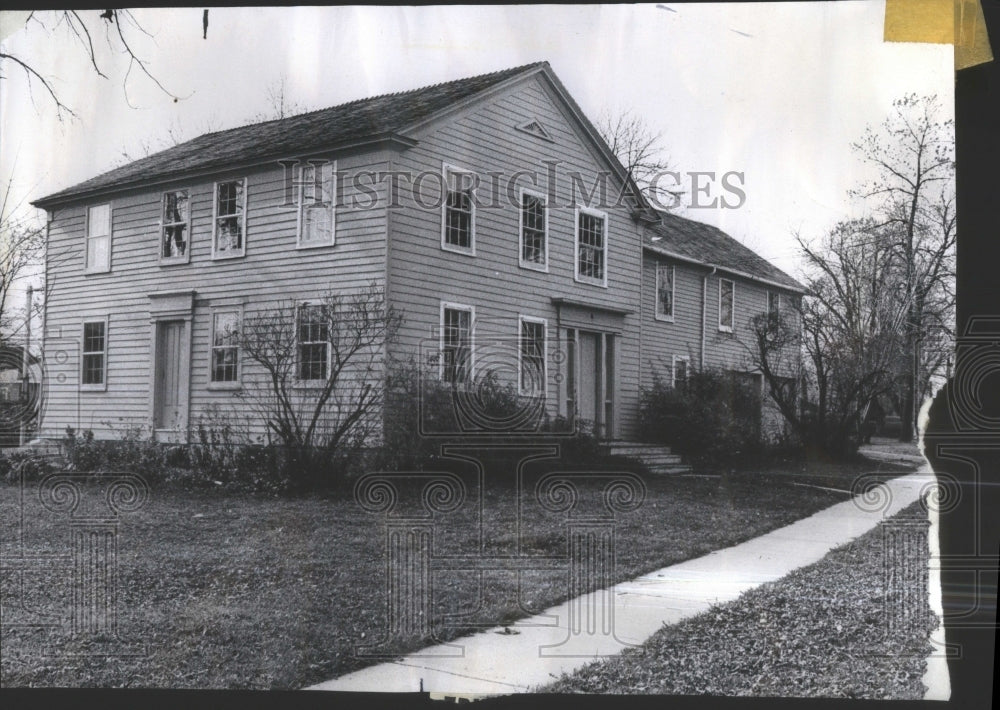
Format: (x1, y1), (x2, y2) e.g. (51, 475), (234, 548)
(515, 119), (554, 143)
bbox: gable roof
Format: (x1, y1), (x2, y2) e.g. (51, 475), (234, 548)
(33, 62), (551, 208)
(646, 211), (805, 293)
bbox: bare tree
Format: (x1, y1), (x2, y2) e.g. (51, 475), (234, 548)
(745, 219), (907, 457)
(234, 283), (402, 469)
(255, 76), (307, 122)
(0, 181), (44, 346)
(0, 10), (191, 121)
(851, 94), (956, 442)
(115, 74), (302, 165)
(595, 109), (682, 210)
(115, 115), (224, 166)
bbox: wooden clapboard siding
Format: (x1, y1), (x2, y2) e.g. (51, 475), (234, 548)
(640, 251), (802, 435)
(41, 151), (391, 440)
(386, 73), (644, 438)
(639, 256), (706, 383)
(39, 63), (803, 447)
(701, 272), (801, 376)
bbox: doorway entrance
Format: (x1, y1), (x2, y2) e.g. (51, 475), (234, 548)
(566, 328), (615, 438)
(153, 320), (185, 432)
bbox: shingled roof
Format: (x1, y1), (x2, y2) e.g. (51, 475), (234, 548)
(34, 62), (548, 208)
(646, 211), (805, 293)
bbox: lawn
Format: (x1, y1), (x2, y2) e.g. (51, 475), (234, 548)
(0, 451), (914, 689)
(545, 500), (936, 698)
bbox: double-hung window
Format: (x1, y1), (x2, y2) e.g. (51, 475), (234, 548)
(298, 161), (335, 248)
(519, 188), (548, 270)
(81, 319), (107, 388)
(442, 164), (475, 254)
(440, 303), (473, 384)
(160, 190), (191, 263)
(719, 278), (735, 332)
(575, 207), (608, 286)
(210, 311), (240, 384)
(672, 355), (689, 391)
(655, 264), (675, 321)
(213, 178), (247, 258)
(518, 316), (547, 396)
(767, 291), (781, 317)
(85, 204), (111, 273)
(297, 304), (329, 382)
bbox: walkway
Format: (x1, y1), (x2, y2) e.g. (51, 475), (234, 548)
(309, 467), (941, 696)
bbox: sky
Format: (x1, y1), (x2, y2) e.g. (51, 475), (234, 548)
(0, 3), (953, 283)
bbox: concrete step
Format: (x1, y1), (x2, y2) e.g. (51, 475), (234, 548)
(649, 464), (695, 475)
(602, 440), (691, 475)
(605, 443), (677, 455)
(629, 453), (684, 463)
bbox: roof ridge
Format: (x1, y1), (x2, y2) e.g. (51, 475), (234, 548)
(33, 60), (551, 207)
(196, 61), (550, 141)
(649, 211), (805, 292)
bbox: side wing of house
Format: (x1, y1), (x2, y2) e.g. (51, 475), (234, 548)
(640, 249), (803, 437)
(384, 70), (644, 439)
(41, 149), (393, 442)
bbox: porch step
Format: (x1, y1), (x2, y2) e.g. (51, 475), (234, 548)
(603, 441), (691, 475)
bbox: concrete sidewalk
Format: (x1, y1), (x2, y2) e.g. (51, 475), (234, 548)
(309, 468), (939, 695)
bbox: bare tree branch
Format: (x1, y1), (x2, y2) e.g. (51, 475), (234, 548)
(0, 10), (193, 120)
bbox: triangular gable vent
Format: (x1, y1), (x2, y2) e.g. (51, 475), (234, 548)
(515, 119), (554, 142)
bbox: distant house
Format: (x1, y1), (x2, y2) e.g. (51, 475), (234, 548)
(32, 61), (803, 444)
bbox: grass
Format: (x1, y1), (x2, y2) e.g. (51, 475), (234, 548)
(860, 436), (925, 457)
(0, 451), (914, 689)
(545, 500), (936, 698)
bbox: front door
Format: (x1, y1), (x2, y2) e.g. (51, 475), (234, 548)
(577, 332), (600, 428)
(572, 330), (614, 438)
(154, 321), (185, 430)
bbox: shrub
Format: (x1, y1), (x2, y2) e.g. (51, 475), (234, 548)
(62, 422), (174, 476)
(638, 367), (763, 464)
(0, 450), (57, 482)
(63, 427), (104, 472)
(190, 404), (256, 484)
(380, 359), (604, 472)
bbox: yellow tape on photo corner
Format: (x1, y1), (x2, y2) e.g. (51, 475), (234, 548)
(884, 0), (993, 69)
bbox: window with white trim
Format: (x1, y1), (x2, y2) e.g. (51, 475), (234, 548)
(575, 207), (607, 285)
(160, 190), (190, 262)
(210, 311), (240, 383)
(719, 278), (735, 332)
(442, 165), (475, 254)
(519, 189), (547, 270)
(518, 316), (546, 396)
(298, 161), (335, 247)
(296, 304), (329, 381)
(672, 355), (689, 390)
(441, 303), (473, 384)
(213, 179), (246, 258)
(85, 203), (111, 273)
(655, 264), (675, 320)
(82, 320), (107, 387)
(767, 291), (780, 316)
